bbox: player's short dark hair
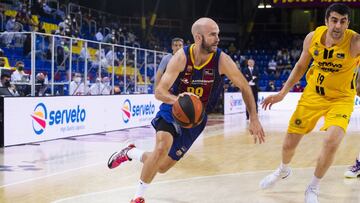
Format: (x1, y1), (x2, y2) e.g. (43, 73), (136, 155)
(1, 73), (10, 80)
(171, 37), (184, 45)
(325, 3), (351, 21)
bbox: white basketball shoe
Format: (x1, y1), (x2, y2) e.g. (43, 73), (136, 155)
(305, 185), (319, 203)
(259, 167), (292, 189)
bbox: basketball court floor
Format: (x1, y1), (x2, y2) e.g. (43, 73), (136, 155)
(1, 109), (359, 203)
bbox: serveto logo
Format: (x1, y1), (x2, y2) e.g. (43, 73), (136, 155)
(31, 103), (47, 135)
(122, 99), (131, 123)
(31, 103), (87, 135)
(229, 96), (243, 110)
(122, 99), (156, 123)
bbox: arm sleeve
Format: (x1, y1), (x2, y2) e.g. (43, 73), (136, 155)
(157, 54), (172, 73)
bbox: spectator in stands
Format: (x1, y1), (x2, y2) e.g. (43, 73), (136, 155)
(0, 74), (11, 88)
(89, 77), (102, 95)
(266, 80), (276, 92)
(79, 43), (91, 61)
(267, 57), (277, 75)
(101, 76), (112, 95)
(11, 61), (28, 82)
(242, 59), (259, 120)
(92, 49), (108, 70)
(105, 48), (119, 66)
(35, 72), (48, 96)
(292, 82), (304, 92)
(69, 73), (85, 95)
(95, 28), (104, 42)
(1, 73), (19, 96)
(5, 16), (16, 32)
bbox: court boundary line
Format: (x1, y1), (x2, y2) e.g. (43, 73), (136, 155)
(51, 165), (350, 203)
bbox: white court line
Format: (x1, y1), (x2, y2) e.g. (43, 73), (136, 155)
(0, 161), (106, 188)
(51, 165), (350, 203)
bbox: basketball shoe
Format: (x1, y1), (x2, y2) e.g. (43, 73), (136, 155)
(259, 167), (292, 189)
(107, 144), (135, 169)
(344, 158), (360, 178)
(305, 185), (319, 203)
(130, 197), (145, 203)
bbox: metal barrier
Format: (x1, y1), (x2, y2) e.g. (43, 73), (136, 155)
(0, 32), (168, 96)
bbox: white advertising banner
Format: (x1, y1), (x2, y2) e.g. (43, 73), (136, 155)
(4, 95), (161, 146)
(258, 92), (302, 111)
(224, 92), (246, 115)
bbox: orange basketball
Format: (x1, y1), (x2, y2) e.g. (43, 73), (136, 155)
(172, 94), (205, 128)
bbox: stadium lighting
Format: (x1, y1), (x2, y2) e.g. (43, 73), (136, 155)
(265, 4), (272, 8)
(258, 3), (265, 8)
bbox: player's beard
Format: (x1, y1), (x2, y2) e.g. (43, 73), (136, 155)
(201, 36), (216, 54)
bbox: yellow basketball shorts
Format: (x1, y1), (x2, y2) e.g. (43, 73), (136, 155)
(287, 101), (354, 135)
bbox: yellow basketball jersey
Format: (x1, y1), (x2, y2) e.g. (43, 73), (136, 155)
(306, 26), (359, 100)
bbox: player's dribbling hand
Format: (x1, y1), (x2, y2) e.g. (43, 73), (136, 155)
(261, 93), (285, 110)
(248, 119), (265, 144)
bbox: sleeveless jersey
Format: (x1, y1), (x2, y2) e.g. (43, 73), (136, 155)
(306, 26), (359, 100)
(170, 44), (224, 112)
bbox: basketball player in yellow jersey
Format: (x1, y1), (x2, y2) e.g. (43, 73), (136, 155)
(259, 3), (360, 203)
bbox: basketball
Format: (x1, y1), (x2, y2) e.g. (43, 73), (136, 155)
(172, 94), (205, 128)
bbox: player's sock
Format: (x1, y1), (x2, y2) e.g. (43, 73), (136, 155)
(309, 175), (321, 188)
(134, 180), (148, 199)
(279, 162), (289, 171)
(127, 148), (145, 162)
(357, 153), (360, 161)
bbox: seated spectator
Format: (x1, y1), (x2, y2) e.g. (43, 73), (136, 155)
(11, 61), (29, 82)
(95, 28), (104, 42)
(267, 57), (277, 75)
(35, 72), (48, 96)
(69, 73), (85, 95)
(292, 82), (304, 92)
(0, 74), (11, 87)
(88, 77), (102, 95)
(0, 48), (4, 57)
(266, 80), (276, 92)
(101, 77), (112, 95)
(0, 74), (19, 96)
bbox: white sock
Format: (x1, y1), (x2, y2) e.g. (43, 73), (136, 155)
(279, 162), (289, 171)
(134, 180), (149, 199)
(309, 175), (321, 188)
(127, 148), (144, 162)
(357, 153), (360, 161)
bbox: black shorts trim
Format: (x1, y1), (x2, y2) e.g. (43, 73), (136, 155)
(155, 118), (178, 137)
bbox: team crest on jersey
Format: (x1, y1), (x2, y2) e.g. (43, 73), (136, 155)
(176, 150), (183, 157)
(295, 119), (302, 125)
(314, 49), (319, 56)
(204, 69), (214, 76)
(336, 53), (345, 59)
(181, 78), (189, 84)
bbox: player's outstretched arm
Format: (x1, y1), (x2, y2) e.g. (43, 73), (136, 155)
(155, 49), (186, 104)
(262, 32), (314, 110)
(219, 52), (265, 144)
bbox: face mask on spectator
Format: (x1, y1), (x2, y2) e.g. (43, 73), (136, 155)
(74, 77), (81, 83)
(4, 80), (10, 87)
(18, 66), (24, 71)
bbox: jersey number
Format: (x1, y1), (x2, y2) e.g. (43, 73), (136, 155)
(187, 87), (204, 97)
(316, 73), (325, 96)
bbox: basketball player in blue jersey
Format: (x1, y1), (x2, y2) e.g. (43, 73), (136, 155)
(108, 17), (265, 203)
